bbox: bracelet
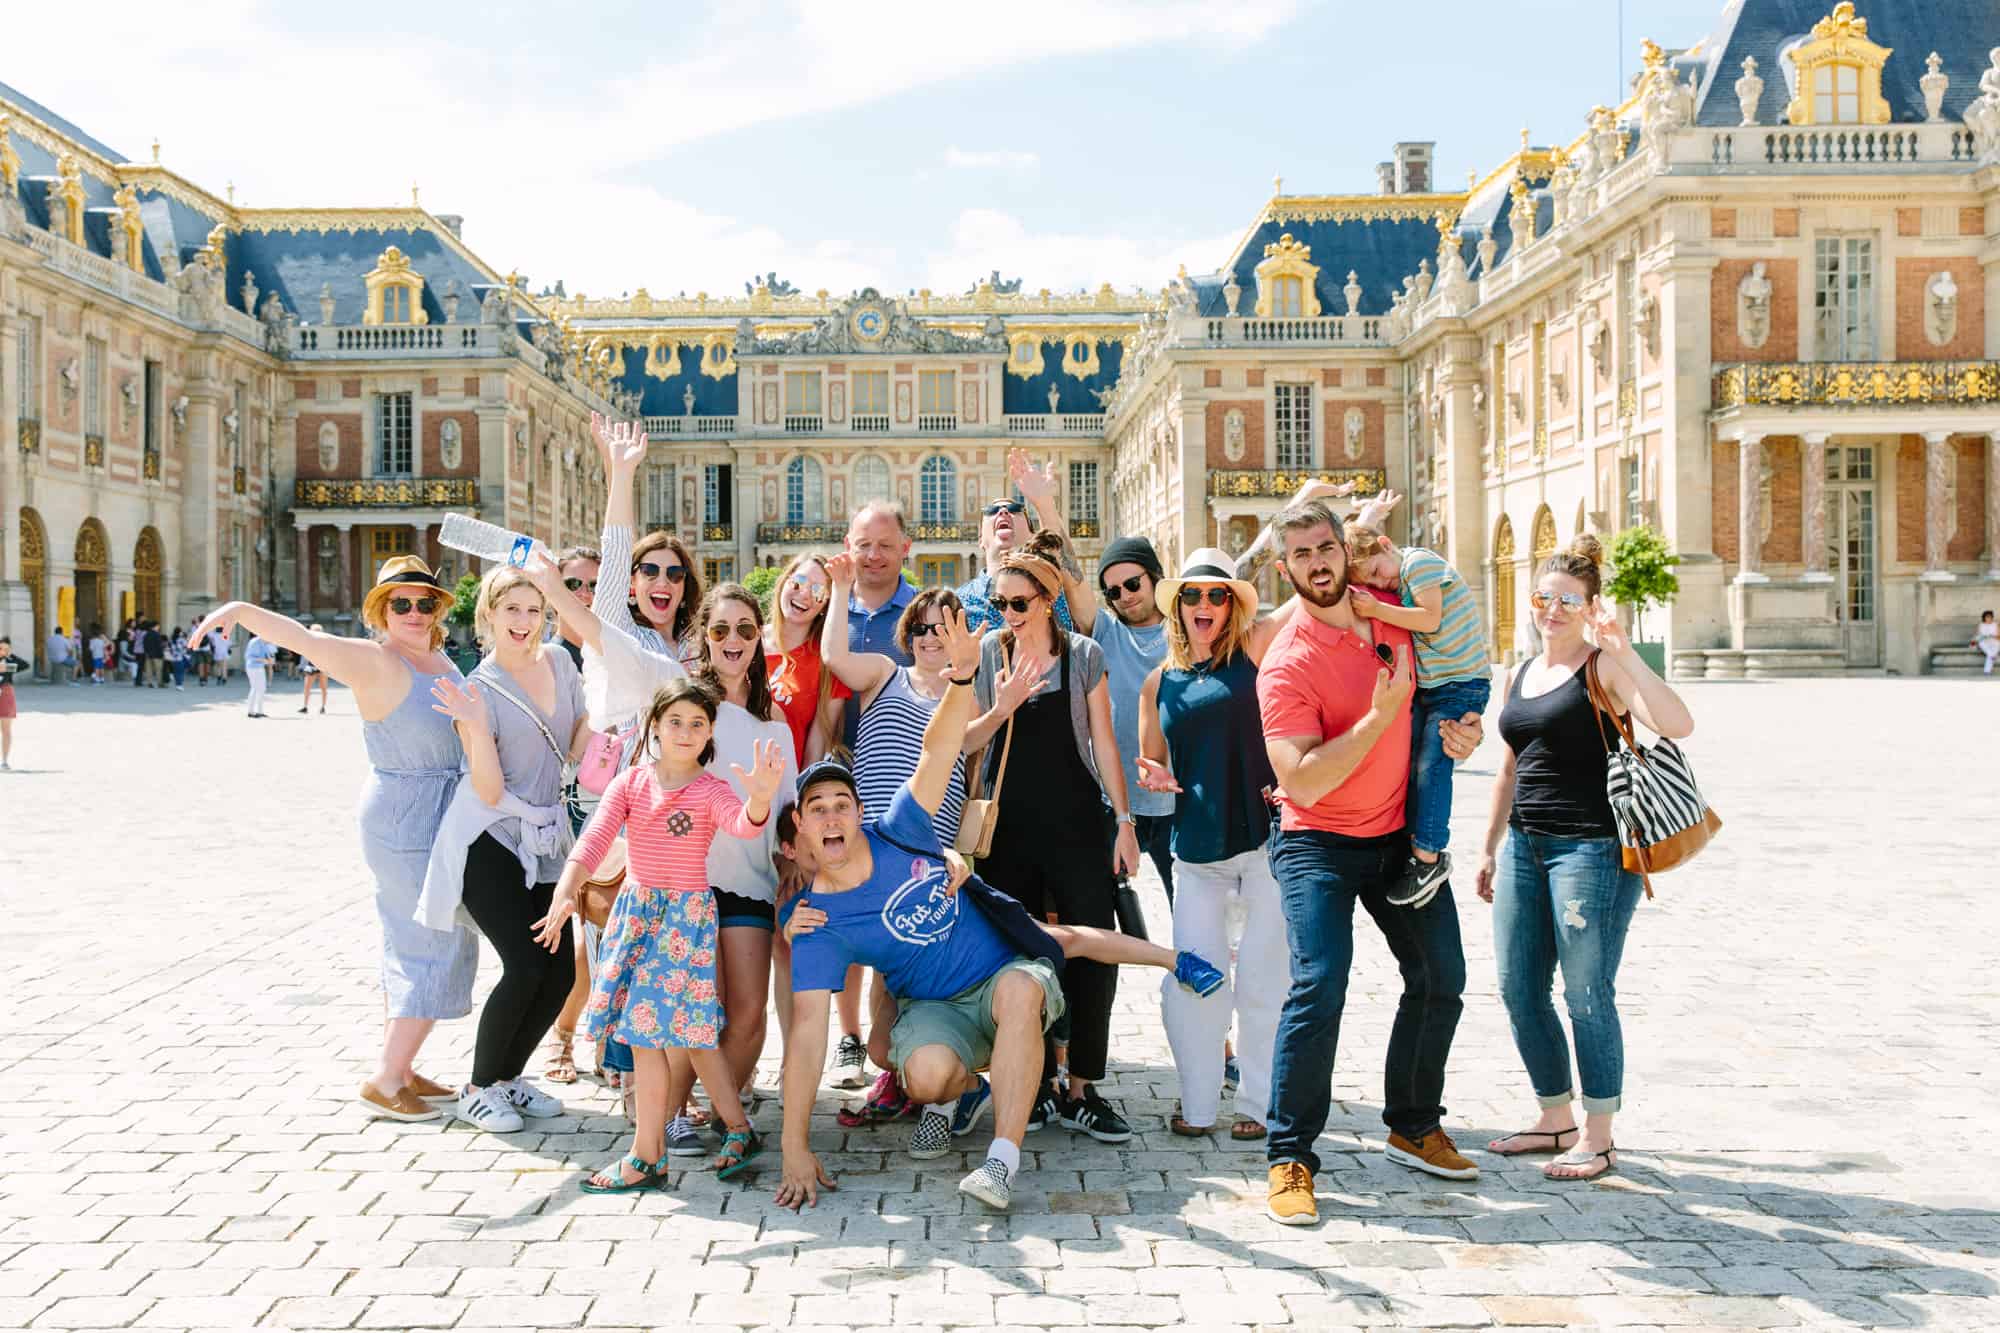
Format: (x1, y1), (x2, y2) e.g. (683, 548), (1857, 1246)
(948, 673), (977, 687)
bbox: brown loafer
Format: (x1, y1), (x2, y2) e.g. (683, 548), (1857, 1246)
(359, 1081), (442, 1122)
(406, 1073), (455, 1102)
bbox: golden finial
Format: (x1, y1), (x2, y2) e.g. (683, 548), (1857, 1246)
(226, 181), (235, 204)
(1273, 174), (1283, 195)
(411, 183), (421, 207)
(1640, 37), (1666, 70)
(1520, 127), (1531, 152)
(151, 138), (160, 163)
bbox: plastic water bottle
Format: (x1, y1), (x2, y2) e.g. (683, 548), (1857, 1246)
(438, 512), (544, 567)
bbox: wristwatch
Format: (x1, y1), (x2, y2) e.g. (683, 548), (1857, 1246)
(1116, 812), (1138, 826)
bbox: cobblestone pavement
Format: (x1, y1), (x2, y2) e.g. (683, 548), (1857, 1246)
(2, 674), (1996, 1332)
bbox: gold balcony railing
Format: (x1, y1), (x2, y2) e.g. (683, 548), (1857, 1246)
(1207, 468), (1386, 498)
(293, 477), (480, 508)
(18, 419), (39, 453)
(1714, 361), (2000, 409)
(702, 522), (733, 543)
(755, 519), (979, 544)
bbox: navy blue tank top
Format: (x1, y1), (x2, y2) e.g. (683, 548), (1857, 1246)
(1157, 652), (1276, 864)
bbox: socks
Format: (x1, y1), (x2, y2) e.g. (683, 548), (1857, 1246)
(986, 1137), (1022, 1180)
(924, 1101), (957, 1120)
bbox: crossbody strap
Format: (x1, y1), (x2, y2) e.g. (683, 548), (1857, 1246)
(1583, 652), (1645, 761)
(479, 676), (567, 768)
(987, 642), (1019, 803)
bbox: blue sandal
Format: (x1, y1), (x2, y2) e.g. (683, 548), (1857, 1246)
(714, 1128), (763, 1180)
(579, 1152), (668, 1194)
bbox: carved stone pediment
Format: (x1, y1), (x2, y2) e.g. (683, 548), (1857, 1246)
(747, 288), (1009, 357)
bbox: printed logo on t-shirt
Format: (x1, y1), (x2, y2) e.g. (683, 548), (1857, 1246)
(881, 860), (956, 946)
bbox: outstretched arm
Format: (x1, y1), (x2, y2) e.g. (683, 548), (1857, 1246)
(909, 608), (981, 814)
(776, 989), (836, 1210)
(186, 602), (391, 695)
(1233, 476), (1358, 584)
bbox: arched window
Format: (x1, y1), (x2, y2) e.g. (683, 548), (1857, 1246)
(784, 455), (824, 524)
(1491, 514), (1517, 661)
(852, 455), (890, 508)
(363, 246), (428, 326)
(919, 455), (957, 523)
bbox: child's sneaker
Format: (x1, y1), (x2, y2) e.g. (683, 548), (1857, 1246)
(665, 1115), (705, 1157)
(1386, 851), (1451, 909)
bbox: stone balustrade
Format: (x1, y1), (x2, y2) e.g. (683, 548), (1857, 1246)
(642, 415), (737, 436)
(1005, 413), (1106, 435)
(1690, 121), (1977, 170)
(1202, 315), (1384, 346)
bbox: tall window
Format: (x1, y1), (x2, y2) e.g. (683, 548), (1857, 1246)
(16, 315), (40, 422)
(1269, 276), (1304, 318)
(783, 371), (821, 423)
(1811, 62), (1861, 123)
(919, 370), (956, 415)
(83, 337), (104, 438)
(1618, 256), (1638, 382)
(1623, 455), (1643, 527)
(1068, 460), (1100, 528)
(142, 360), (161, 472)
(704, 462), (732, 526)
(376, 392), (414, 475)
(1273, 383), (1313, 470)
(852, 371), (888, 416)
(1814, 236), (1875, 359)
(852, 455), (891, 507)
(646, 463), (676, 529)
(785, 455), (825, 523)
(381, 284), (414, 325)
(919, 455), (957, 522)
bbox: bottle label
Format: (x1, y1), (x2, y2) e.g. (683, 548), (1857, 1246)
(508, 535), (533, 568)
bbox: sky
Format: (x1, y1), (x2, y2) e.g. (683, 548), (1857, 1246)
(10, 0), (1733, 300)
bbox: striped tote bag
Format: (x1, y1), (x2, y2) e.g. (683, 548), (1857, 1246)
(1585, 654), (1722, 896)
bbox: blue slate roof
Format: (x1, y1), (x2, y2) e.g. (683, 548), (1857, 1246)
(230, 225), (496, 323)
(608, 346), (739, 418)
(1691, 0), (1999, 127)
(1213, 213), (1448, 319)
(1000, 339), (1124, 415)
(0, 80), (126, 163)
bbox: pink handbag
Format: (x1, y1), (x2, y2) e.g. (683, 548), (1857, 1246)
(576, 726), (628, 796)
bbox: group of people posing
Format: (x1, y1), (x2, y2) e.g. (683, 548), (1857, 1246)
(187, 411), (1694, 1222)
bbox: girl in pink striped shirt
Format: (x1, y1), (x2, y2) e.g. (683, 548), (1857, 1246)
(539, 678), (784, 1192)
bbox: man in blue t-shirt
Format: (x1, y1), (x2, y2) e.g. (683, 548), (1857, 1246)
(776, 606), (1064, 1215)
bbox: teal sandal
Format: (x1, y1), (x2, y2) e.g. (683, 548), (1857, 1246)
(579, 1152), (668, 1194)
(714, 1127), (763, 1180)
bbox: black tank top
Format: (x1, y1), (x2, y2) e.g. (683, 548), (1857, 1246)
(991, 647), (1104, 847)
(1497, 657), (1618, 837)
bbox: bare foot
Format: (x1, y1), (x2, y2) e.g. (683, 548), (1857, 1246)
(1487, 1126), (1580, 1156)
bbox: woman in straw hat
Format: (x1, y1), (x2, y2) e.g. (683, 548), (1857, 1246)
(1136, 548), (1303, 1141)
(190, 554), (477, 1122)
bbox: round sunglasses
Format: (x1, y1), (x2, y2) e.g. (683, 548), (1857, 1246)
(1101, 574), (1147, 599)
(1177, 586), (1232, 607)
(387, 595), (439, 616)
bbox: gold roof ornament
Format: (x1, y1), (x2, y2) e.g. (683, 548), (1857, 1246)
(197, 222), (228, 271)
(1784, 2), (1893, 125)
(1253, 232), (1322, 318)
(0, 114), (20, 193)
(47, 151), (87, 245)
(113, 183), (145, 272)
(363, 244), (428, 325)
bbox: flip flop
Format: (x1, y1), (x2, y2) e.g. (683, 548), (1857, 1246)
(1542, 1145), (1617, 1181)
(1486, 1128), (1580, 1156)
(1230, 1118), (1267, 1141)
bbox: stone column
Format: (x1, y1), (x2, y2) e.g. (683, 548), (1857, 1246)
(335, 523), (353, 608)
(1735, 431), (1766, 583)
(294, 525), (310, 612)
(1986, 432), (2000, 580)
(1800, 431), (1832, 582)
(1921, 430), (1955, 582)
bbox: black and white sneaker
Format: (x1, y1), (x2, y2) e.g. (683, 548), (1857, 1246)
(832, 1034), (868, 1089)
(453, 1084), (525, 1134)
(498, 1077), (563, 1119)
(958, 1157), (1013, 1210)
(1059, 1087), (1132, 1143)
(1386, 851), (1451, 909)
(1025, 1087), (1062, 1133)
(908, 1107), (954, 1159)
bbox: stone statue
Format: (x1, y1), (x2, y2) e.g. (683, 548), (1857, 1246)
(260, 292), (287, 326)
(1414, 259), (1434, 302)
(1343, 407), (1365, 462)
(319, 283), (336, 325)
(1966, 47), (2000, 160)
(223, 411), (240, 447)
(1222, 274), (1242, 316)
(171, 395), (188, 430)
(1476, 228), (1497, 275)
(1926, 270), (1960, 345)
(1223, 409), (1247, 462)
(441, 277), (460, 323)
(1921, 52), (1950, 124)
(1343, 271), (1362, 317)
(683, 384), (696, 416)
(317, 422), (339, 471)
(1047, 384), (1061, 415)
(1735, 57), (1764, 126)
(1508, 180), (1536, 249)
(1738, 262), (1772, 349)
(240, 272), (258, 314)
(440, 418), (463, 470)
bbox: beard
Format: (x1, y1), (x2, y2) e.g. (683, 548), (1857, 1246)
(1112, 597), (1160, 626)
(1288, 563), (1349, 608)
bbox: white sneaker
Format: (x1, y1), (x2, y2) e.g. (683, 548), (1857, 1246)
(454, 1084), (525, 1133)
(499, 1077), (563, 1119)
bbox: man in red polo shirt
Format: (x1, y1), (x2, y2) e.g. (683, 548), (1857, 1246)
(1255, 498), (1484, 1227)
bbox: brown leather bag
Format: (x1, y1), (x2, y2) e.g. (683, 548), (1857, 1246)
(580, 837), (626, 928)
(954, 713), (1015, 858)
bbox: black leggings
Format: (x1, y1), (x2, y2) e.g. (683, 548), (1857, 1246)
(978, 822), (1118, 1084)
(461, 833), (575, 1088)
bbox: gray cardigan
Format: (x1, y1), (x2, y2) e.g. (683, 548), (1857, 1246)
(972, 630), (1110, 799)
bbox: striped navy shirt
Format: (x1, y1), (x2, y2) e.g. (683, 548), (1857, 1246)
(855, 666), (965, 843)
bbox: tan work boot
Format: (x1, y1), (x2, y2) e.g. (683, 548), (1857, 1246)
(1266, 1161), (1318, 1226)
(1386, 1128), (1479, 1180)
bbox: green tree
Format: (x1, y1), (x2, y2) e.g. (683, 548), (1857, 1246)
(446, 572), (482, 633)
(1607, 525), (1680, 640)
(743, 564), (781, 616)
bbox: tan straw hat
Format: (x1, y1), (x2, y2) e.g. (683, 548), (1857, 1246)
(1155, 547), (1259, 618)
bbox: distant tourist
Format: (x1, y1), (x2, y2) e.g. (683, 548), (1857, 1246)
(0, 635), (26, 770)
(1974, 610), (1997, 675)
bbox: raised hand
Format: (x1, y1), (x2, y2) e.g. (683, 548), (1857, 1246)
(1135, 755), (1183, 794)
(993, 653), (1049, 715)
(588, 410), (614, 469)
(937, 606), (981, 680)
(522, 549), (563, 596)
(1354, 487), (1403, 529)
(533, 887), (577, 951)
(1296, 476), (1358, 503)
(1585, 596), (1631, 657)
(732, 737), (786, 808)
(825, 552), (856, 588)
(429, 676), (489, 729)
(1007, 448), (1057, 502)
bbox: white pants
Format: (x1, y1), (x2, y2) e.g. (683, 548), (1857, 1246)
(1980, 639), (1999, 671)
(1159, 845), (1287, 1128)
(246, 665), (268, 715)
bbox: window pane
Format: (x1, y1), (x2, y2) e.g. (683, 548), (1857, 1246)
(853, 456), (890, 505)
(919, 455), (956, 522)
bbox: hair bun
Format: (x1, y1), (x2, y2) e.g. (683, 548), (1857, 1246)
(1025, 528), (1066, 561)
(1566, 532), (1605, 567)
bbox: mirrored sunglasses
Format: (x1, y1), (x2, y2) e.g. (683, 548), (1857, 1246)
(636, 561), (687, 583)
(1530, 591), (1587, 612)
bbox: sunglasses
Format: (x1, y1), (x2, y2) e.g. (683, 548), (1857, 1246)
(706, 621), (760, 643)
(996, 594), (1040, 614)
(786, 574), (828, 598)
(1177, 586), (1232, 607)
(1374, 640), (1395, 667)
(562, 577), (598, 594)
(387, 596), (439, 616)
(1101, 574), (1146, 599)
(635, 561), (687, 583)
(983, 500), (1025, 517)
(908, 621), (945, 639)
(1530, 591), (1587, 613)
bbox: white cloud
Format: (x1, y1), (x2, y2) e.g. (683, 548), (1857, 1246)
(943, 147), (1041, 171)
(3, 0), (1297, 296)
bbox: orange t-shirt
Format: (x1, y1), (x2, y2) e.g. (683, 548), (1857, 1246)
(1256, 606), (1413, 837)
(766, 638), (850, 765)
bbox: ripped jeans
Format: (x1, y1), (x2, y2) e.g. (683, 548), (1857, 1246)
(1493, 830), (1643, 1114)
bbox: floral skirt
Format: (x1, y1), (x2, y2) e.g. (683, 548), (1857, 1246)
(584, 884), (723, 1050)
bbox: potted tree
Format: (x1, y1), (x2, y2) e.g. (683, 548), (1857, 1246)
(1607, 525), (1679, 675)
(445, 571), (483, 671)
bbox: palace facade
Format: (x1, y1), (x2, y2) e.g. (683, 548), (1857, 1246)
(5, 0), (2000, 676)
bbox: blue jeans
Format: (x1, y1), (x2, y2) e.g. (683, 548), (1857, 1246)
(1493, 830), (1643, 1114)
(1407, 675), (1492, 857)
(1264, 827), (1467, 1173)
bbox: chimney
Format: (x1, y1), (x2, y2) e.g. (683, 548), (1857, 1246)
(1376, 162), (1397, 195)
(435, 214), (464, 238)
(1393, 142), (1434, 194)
